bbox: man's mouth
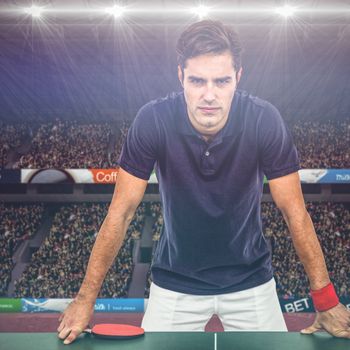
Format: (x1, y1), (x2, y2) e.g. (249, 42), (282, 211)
(198, 107), (220, 113)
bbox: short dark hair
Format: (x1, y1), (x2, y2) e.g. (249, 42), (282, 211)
(176, 20), (243, 73)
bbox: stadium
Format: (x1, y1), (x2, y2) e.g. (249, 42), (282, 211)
(0, 0), (349, 348)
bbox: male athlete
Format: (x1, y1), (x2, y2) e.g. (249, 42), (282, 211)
(58, 20), (350, 344)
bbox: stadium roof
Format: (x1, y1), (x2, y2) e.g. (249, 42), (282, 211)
(0, 0), (350, 24)
(0, 1), (349, 121)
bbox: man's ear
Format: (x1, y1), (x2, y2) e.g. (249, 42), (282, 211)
(177, 65), (184, 87)
(236, 67), (243, 84)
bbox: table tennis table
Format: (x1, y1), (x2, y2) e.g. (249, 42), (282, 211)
(1, 331), (348, 350)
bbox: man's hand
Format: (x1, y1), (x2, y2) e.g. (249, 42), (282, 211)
(301, 303), (350, 339)
(57, 298), (95, 345)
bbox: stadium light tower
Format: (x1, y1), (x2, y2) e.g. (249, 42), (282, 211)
(275, 5), (296, 18)
(191, 5), (210, 19)
(105, 5), (126, 18)
(25, 5), (44, 18)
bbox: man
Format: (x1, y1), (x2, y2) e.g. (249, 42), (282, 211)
(58, 20), (349, 344)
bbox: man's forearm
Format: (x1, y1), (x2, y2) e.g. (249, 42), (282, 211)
(76, 212), (133, 303)
(282, 209), (330, 290)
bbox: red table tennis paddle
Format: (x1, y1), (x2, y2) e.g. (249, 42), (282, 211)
(84, 323), (145, 340)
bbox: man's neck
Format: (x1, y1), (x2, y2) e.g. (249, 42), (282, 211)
(201, 134), (215, 143)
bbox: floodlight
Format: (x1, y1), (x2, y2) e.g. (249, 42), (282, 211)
(105, 5), (125, 18)
(275, 5), (296, 18)
(191, 5), (210, 19)
(25, 5), (44, 18)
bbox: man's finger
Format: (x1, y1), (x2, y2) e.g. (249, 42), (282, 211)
(331, 329), (350, 339)
(300, 321), (322, 334)
(58, 313), (64, 323)
(63, 327), (83, 345)
(57, 322), (65, 333)
(58, 327), (72, 340)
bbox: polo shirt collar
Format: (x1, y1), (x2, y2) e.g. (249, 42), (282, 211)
(176, 91), (243, 141)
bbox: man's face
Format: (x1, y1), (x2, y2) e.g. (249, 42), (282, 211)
(178, 51), (241, 140)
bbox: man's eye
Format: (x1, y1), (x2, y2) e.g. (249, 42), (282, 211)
(190, 78), (204, 85)
(217, 79), (230, 86)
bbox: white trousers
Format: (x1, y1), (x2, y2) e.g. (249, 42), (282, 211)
(141, 278), (287, 332)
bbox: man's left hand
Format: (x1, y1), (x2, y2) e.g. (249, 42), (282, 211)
(301, 303), (350, 339)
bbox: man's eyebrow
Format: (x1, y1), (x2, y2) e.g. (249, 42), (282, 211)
(187, 75), (206, 81)
(187, 75), (232, 81)
(214, 76), (232, 81)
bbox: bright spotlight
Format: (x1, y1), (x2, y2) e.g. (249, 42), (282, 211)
(105, 5), (126, 18)
(24, 5), (44, 18)
(191, 5), (210, 19)
(275, 5), (296, 18)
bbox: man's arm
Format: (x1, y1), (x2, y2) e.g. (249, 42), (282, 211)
(269, 172), (329, 290)
(269, 171), (350, 338)
(57, 168), (148, 344)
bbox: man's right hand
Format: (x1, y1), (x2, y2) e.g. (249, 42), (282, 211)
(57, 298), (95, 345)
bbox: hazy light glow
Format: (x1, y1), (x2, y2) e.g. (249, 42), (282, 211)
(275, 5), (297, 18)
(191, 5), (210, 19)
(24, 5), (44, 18)
(105, 5), (126, 18)
(6, 5), (348, 18)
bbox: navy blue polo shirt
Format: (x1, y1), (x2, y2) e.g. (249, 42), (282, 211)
(118, 90), (300, 295)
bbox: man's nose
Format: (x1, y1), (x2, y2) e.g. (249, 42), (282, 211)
(203, 84), (216, 103)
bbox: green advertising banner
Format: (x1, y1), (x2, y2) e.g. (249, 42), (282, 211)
(0, 298), (22, 312)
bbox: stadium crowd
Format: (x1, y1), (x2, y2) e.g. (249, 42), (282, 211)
(0, 122), (28, 168)
(292, 120), (350, 169)
(150, 202), (163, 242)
(145, 201), (350, 299)
(0, 119), (349, 169)
(0, 200), (348, 300)
(263, 201), (349, 298)
(0, 204), (44, 296)
(14, 120), (112, 169)
(14, 202), (146, 298)
(108, 121), (130, 168)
